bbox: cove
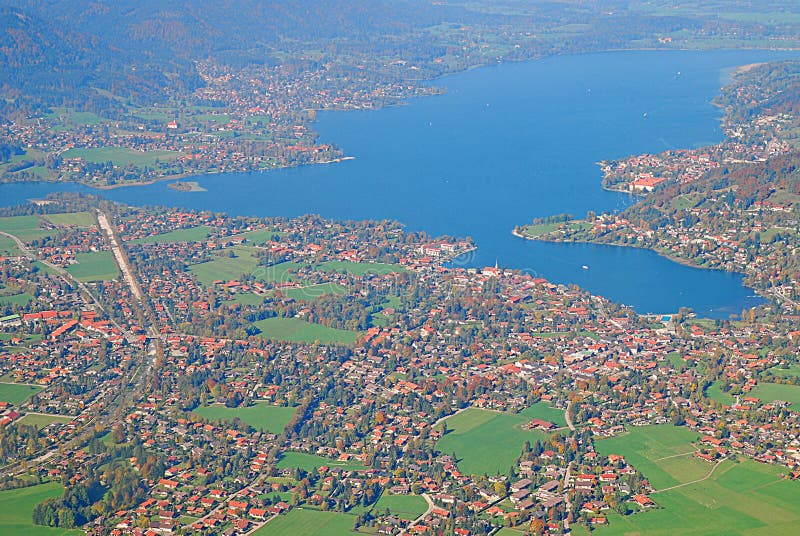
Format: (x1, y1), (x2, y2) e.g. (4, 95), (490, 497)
(2, 50), (797, 317)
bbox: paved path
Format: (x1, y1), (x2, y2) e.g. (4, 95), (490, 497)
(96, 210), (144, 301)
(652, 459), (726, 494)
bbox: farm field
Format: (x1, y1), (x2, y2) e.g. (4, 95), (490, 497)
(315, 260), (406, 275)
(41, 212), (95, 228)
(0, 482), (82, 535)
(518, 401), (567, 427)
(0, 215), (55, 242)
(705, 381), (735, 406)
(193, 402), (295, 434)
(371, 493), (427, 520)
(0, 382), (43, 405)
(130, 225), (213, 245)
(595, 424), (704, 490)
(65, 251), (119, 282)
(594, 458), (800, 536)
(748, 383), (800, 410)
(276, 452), (365, 472)
(62, 147), (181, 166)
(253, 508), (355, 536)
(189, 247), (259, 285)
(283, 283), (347, 301)
(435, 407), (548, 475)
(16, 414), (74, 428)
(253, 317), (358, 345)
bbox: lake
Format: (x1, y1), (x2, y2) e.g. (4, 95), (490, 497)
(2, 50), (797, 317)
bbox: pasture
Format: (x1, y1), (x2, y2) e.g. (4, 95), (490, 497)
(0, 482), (81, 535)
(189, 247), (259, 285)
(276, 452), (365, 472)
(0, 382), (43, 405)
(62, 147), (181, 166)
(435, 407), (549, 475)
(130, 225), (213, 245)
(253, 508), (355, 536)
(193, 402), (295, 434)
(253, 317), (358, 345)
(371, 493), (427, 520)
(749, 383), (800, 411)
(65, 251), (119, 282)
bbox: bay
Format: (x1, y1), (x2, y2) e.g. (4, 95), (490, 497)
(2, 50), (797, 317)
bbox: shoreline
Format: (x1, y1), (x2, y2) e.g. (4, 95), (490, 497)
(512, 228), (767, 306)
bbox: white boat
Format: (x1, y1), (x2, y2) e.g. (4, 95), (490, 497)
(582, 265), (589, 270)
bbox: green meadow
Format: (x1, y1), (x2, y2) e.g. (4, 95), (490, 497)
(41, 212), (95, 228)
(0, 382), (43, 405)
(315, 260), (406, 276)
(0, 215), (54, 242)
(62, 147), (181, 166)
(131, 225), (213, 245)
(283, 283), (346, 301)
(253, 508), (355, 536)
(0, 482), (81, 535)
(65, 251), (119, 282)
(276, 452), (365, 472)
(435, 407), (549, 475)
(16, 414), (74, 429)
(189, 247), (259, 285)
(193, 402), (295, 434)
(371, 493), (427, 520)
(253, 317), (358, 345)
(749, 383), (800, 411)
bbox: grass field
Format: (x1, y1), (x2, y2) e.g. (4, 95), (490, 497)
(0, 482), (81, 535)
(768, 365), (800, 378)
(253, 317), (358, 345)
(595, 458), (800, 536)
(283, 283), (347, 301)
(518, 401), (567, 427)
(41, 212), (94, 228)
(62, 147), (181, 166)
(0, 382), (43, 405)
(253, 508), (356, 536)
(131, 225), (213, 245)
(435, 407), (548, 475)
(65, 251), (119, 282)
(0, 235), (21, 255)
(748, 383), (800, 411)
(16, 414), (73, 429)
(595, 425), (704, 490)
(315, 260), (406, 276)
(276, 452), (365, 472)
(0, 292), (33, 306)
(193, 402), (295, 434)
(232, 228), (285, 244)
(0, 215), (54, 242)
(371, 493), (427, 520)
(190, 247), (259, 285)
(705, 381), (735, 406)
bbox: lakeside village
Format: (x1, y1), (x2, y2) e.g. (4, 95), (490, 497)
(0, 195), (799, 535)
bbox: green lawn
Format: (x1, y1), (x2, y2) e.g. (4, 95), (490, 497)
(371, 493), (427, 520)
(595, 425), (703, 490)
(768, 365), (800, 378)
(0, 482), (81, 535)
(224, 293), (266, 307)
(193, 402), (295, 434)
(748, 383), (800, 411)
(65, 251), (119, 282)
(62, 147), (181, 166)
(315, 260), (406, 276)
(41, 212), (94, 228)
(0, 382), (43, 405)
(0, 235), (21, 255)
(705, 381), (735, 406)
(283, 283), (347, 301)
(253, 508), (356, 536)
(435, 407), (548, 475)
(0, 292), (34, 307)
(16, 414), (73, 429)
(130, 225), (213, 245)
(0, 215), (54, 242)
(232, 228), (285, 244)
(518, 401), (567, 427)
(594, 458), (800, 536)
(189, 247), (259, 285)
(253, 317), (358, 345)
(276, 452), (365, 472)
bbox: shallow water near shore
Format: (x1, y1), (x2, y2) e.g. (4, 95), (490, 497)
(3, 49), (798, 317)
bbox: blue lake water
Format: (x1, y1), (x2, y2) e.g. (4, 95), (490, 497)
(2, 50), (798, 317)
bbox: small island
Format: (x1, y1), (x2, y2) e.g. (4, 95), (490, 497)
(167, 180), (207, 193)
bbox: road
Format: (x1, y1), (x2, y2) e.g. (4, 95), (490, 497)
(399, 493), (434, 535)
(565, 401), (576, 432)
(96, 210), (144, 302)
